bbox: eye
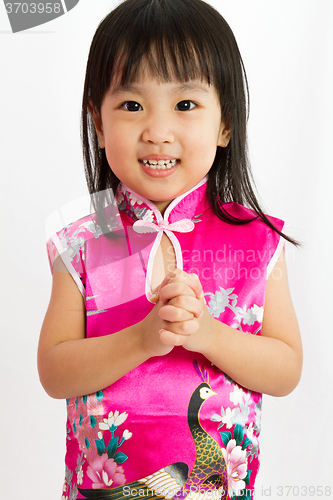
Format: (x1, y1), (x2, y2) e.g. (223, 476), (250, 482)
(175, 100), (196, 111)
(121, 101), (143, 112)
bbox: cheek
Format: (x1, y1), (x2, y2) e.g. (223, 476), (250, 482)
(185, 126), (220, 161)
(104, 125), (130, 154)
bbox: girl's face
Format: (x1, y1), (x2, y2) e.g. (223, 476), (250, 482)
(90, 73), (230, 213)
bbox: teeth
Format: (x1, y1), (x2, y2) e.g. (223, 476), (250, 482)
(142, 159), (177, 170)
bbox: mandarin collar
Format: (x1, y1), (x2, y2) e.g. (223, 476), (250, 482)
(116, 176), (209, 232)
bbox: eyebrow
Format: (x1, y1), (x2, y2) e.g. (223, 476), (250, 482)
(109, 81), (211, 97)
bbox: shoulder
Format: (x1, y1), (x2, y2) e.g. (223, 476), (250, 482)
(220, 201), (286, 237)
(221, 201), (284, 229)
(58, 213), (105, 246)
(46, 213), (102, 296)
(47, 211), (107, 259)
(210, 202), (287, 274)
(47, 214), (92, 267)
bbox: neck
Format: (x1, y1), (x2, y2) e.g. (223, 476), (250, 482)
(149, 198), (173, 215)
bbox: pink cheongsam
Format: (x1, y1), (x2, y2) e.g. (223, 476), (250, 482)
(46, 176), (286, 500)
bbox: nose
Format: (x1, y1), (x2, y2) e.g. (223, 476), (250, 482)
(141, 111), (175, 145)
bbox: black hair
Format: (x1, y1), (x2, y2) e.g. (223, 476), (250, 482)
(81, 0), (298, 245)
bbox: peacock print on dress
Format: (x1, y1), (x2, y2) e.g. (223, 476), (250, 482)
(79, 362), (228, 500)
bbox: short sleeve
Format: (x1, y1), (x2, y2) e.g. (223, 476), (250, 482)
(266, 218), (289, 279)
(46, 218), (88, 297)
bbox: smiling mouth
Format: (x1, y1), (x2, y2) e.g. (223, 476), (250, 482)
(140, 159), (178, 170)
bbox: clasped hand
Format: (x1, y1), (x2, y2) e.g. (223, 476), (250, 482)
(152, 269), (213, 354)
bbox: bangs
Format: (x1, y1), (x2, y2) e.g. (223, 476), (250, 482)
(87, 0), (239, 113)
(112, 18), (215, 87)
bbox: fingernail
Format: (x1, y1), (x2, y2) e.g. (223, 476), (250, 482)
(150, 292), (159, 304)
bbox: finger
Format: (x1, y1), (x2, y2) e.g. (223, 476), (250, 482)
(159, 282), (196, 303)
(151, 271), (182, 301)
(156, 268), (185, 293)
(159, 329), (186, 347)
(161, 319), (200, 336)
(188, 273), (204, 299)
(150, 292), (159, 304)
(167, 271), (204, 300)
(167, 295), (203, 318)
(159, 320), (199, 346)
(159, 304), (194, 322)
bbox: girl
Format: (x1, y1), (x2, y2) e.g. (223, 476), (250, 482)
(38, 0), (302, 499)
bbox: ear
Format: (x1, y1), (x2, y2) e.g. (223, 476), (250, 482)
(88, 102), (105, 149)
(217, 115), (231, 148)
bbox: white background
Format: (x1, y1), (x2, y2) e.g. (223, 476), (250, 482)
(0, 1), (332, 499)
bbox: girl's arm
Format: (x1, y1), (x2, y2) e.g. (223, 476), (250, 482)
(204, 249), (302, 396)
(38, 260), (202, 400)
(158, 251), (303, 397)
(38, 267), (148, 399)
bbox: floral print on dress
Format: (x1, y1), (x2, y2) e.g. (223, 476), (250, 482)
(58, 224), (86, 265)
(221, 439), (248, 497)
(69, 485), (79, 500)
(98, 410), (129, 432)
(117, 186), (158, 224)
(87, 455), (126, 489)
(66, 394), (132, 492)
(62, 465), (78, 500)
(242, 305), (263, 326)
(205, 287), (263, 334)
(55, 206), (121, 271)
(94, 409), (132, 468)
(210, 375), (262, 498)
(76, 453), (85, 485)
(63, 465), (73, 495)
